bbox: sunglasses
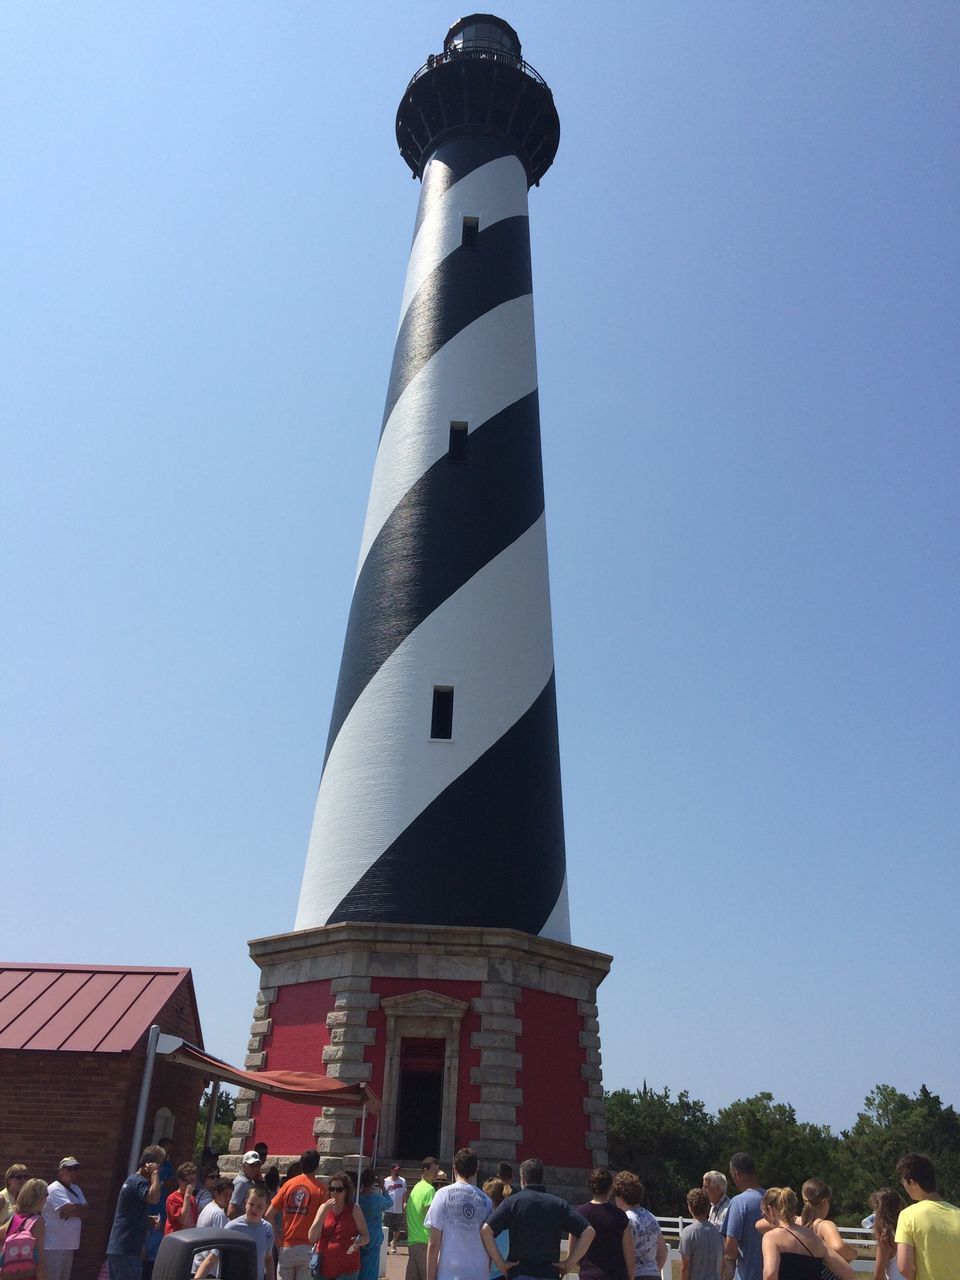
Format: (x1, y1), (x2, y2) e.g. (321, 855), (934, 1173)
(9, 1176), (27, 1182)
(329, 1185), (346, 1192)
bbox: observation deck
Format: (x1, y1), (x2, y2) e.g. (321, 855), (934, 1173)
(396, 13), (560, 186)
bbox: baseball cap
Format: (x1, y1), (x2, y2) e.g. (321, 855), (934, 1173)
(391, 1163), (400, 1171)
(242, 1151), (262, 1165)
(59, 1157), (81, 1169)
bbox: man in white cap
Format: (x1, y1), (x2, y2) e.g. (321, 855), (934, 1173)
(229, 1151), (264, 1220)
(44, 1157), (90, 1280)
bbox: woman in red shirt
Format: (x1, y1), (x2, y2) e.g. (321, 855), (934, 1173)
(308, 1175), (369, 1280)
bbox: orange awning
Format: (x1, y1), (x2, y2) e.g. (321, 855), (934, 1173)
(162, 1040), (380, 1112)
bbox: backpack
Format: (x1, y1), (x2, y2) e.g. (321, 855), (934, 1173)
(1, 1213), (38, 1277)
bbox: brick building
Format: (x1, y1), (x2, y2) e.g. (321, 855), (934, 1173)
(0, 964), (206, 1280)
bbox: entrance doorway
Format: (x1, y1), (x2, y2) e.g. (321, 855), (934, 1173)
(395, 1037), (444, 1158)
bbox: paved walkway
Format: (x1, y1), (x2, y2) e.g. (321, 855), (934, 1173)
(383, 1245), (409, 1280)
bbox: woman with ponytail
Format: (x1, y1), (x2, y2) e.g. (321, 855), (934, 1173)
(759, 1188), (852, 1280)
(799, 1181), (857, 1275)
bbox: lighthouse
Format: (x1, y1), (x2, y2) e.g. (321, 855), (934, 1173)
(296, 13), (568, 943)
(232, 16), (611, 1194)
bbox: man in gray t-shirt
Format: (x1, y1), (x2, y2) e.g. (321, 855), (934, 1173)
(680, 1190), (723, 1280)
(229, 1152), (264, 1219)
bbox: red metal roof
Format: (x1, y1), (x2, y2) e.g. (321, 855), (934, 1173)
(0, 963), (196, 1053)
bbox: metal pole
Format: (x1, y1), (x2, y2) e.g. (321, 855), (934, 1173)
(357, 1104), (367, 1183)
(203, 1079), (221, 1155)
(371, 1115), (381, 1171)
(129, 1024), (161, 1173)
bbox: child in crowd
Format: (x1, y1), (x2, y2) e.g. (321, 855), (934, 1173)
(679, 1188), (723, 1280)
(195, 1186), (275, 1280)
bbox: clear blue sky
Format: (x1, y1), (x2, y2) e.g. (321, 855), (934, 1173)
(3, 2), (957, 1134)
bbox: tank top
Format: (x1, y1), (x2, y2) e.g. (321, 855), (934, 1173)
(778, 1254), (821, 1280)
(777, 1228), (822, 1280)
(318, 1204), (361, 1278)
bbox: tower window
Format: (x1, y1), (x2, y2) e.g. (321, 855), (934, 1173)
(448, 420), (468, 462)
(461, 216), (480, 249)
(430, 687), (454, 740)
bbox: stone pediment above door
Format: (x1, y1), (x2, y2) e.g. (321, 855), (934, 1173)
(380, 990), (469, 1018)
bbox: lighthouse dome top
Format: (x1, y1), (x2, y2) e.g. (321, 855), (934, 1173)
(444, 14), (522, 60)
(397, 14), (560, 187)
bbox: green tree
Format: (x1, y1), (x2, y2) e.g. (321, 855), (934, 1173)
(606, 1085), (716, 1213)
(839, 1084), (960, 1211)
(194, 1087), (237, 1161)
(715, 1093), (841, 1208)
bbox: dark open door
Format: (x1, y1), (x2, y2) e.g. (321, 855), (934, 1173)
(395, 1037), (444, 1158)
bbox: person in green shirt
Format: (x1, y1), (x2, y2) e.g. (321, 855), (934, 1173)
(406, 1158), (439, 1280)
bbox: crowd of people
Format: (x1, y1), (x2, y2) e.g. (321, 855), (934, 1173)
(686, 1152), (960, 1280)
(2, 1143), (958, 1280)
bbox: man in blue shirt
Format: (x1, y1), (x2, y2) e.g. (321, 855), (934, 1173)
(105, 1146), (165, 1280)
(721, 1154), (764, 1280)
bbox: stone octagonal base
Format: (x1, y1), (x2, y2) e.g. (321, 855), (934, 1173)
(228, 922), (612, 1200)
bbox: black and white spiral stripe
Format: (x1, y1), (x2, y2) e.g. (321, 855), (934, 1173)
(295, 136), (569, 942)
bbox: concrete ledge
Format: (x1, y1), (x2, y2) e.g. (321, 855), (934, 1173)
(330, 976), (371, 993)
(325, 1061), (373, 1080)
(329, 1027), (376, 1046)
(471, 997), (516, 1015)
(479, 1015), (523, 1035)
(313, 1114), (360, 1135)
(477, 1120), (523, 1142)
(471, 1031), (517, 1050)
(334, 993), (380, 1010)
(478, 1049), (522, 1070)
(247, 924), (612, 993)
(315, 1135), (363, 1155)
(369, 954), (419, 979)
(480, 1085), (523, 1105)
(471, 1065), (517, 1086)
(470, 1102), (518, 1123)
(322, 1042), (366, 1063)
(481, 983), (522, 1001)
(325, 1009), (369, 1027)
